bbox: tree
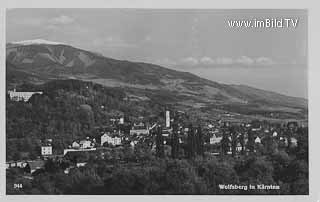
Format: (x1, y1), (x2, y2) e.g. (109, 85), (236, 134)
(155, 126), (164, 158)
(239, 131), (245, 155)
(44, 158), (60, 173)
(196, 125), (204, 156)
(200, 159), (239, 194)
(221, 128), (230, 156)
(269, 150), (290, 183)
(171, 122), (179, 158)
(230, 126), (238, 157)
(187, 124), (196, 158)
(235, 156), (276, 194)
(247, 129), (255, 153)
(296, 127), (308, 162)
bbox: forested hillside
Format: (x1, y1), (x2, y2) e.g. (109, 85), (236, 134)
(6, 79), (165, 160)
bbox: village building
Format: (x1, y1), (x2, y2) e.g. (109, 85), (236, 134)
(119, 117), (124, 124)
(24, 160), (45, 174)
(79, 139), (92, 149)
(72, 141), (80, 148)
(252, 127), (262, 132)
(255, 136), (261, 144)
(101, 132), (122, 146)
(129, 140), (140, 147)
(64, 166), (75, 174)
(6, 161), (28, 169)
(41, 145), (52, 156)
(236, 142), (243, 152)
(291, 137), (298, 147)
(76, 162), (87, 167)
(272, 131), (278, 137)
(129, 123), (149, 136)
(9, 161), (17, 168)
(8, 89), (43, 102)
(209, 134), (222, 145)
(179, 138), (183, 144)
(161, 128), (171, 137)
(279, 137), (298, 147)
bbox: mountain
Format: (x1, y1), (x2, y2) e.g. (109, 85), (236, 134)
(6, 40), (307, 121)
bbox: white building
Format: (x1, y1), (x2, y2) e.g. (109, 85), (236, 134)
(130, 123), (149, 136)
(236, 142), (243, 152)
(165, 110), (170, 128)
(283, 137), (298, 147)
(101, 133), (121, 146)
(210, 134), (222, 144)
(255, 136), (261, 144)
(72, 141), (80, 148)
(76, 162), (87, 167)
(130, 140), (138, 147)
(119, 117), (124, 124)
(272, 131), (278, 137)
(252, 127), (261, 132)
(41, 145), (52, 156)
(25, 160), (45, 174)
(79, 140), (92, 149)
(291, 137), (298, 147)
(8, 89), (43, 102)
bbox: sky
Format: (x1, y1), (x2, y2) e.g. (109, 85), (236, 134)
(6, 9), (308, 98)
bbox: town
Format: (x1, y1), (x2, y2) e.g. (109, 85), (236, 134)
(6, 88), (305, 175)
(5, 81), (308, 195)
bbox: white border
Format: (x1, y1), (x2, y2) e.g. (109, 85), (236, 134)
(1, 1), (319, 202)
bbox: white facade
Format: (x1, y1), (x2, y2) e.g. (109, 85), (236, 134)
(41, 146), (52, 156)
(79, 140), (91, 149)
(8, 89), (43, 102)
(255, 136), (261, 144)
(72, 141), (80, 148)
(76, 162), (87, 167)
(165, 110), (170, 128)
(272, 131), (278, 137)
(210, 134), (222, 144)
(101, 133), (121, 146)
(119, 117), (124, 124)
(290, 137), (298, 147)
(236, 143), (242, 152)
(130, 128), (149, 136)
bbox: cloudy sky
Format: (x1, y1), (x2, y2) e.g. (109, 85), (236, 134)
(6, 9), (308, 98)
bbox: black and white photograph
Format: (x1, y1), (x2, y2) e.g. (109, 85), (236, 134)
(4, 7), (311, 196)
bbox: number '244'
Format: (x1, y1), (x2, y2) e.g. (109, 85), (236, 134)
(14, 184), (22, 189)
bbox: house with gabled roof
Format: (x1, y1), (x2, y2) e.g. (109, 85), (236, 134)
(24, 160), (45, 174)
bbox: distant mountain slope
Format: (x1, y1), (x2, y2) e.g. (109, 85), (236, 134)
(6, 41), (307, 120)
(229, 84), (307, 108)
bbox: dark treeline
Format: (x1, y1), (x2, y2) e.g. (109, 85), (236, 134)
(7, 141), (308, 195)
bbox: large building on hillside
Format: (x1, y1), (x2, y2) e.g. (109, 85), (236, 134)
(41, 139), (53, 156)
(8, 89), (43, 102)
(41, 145), (52, 156)
(209, 134), (222, 144)
(130, 123), (149, 136)
(24, 160), (45, 174)
(101, 133), (122, 146)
